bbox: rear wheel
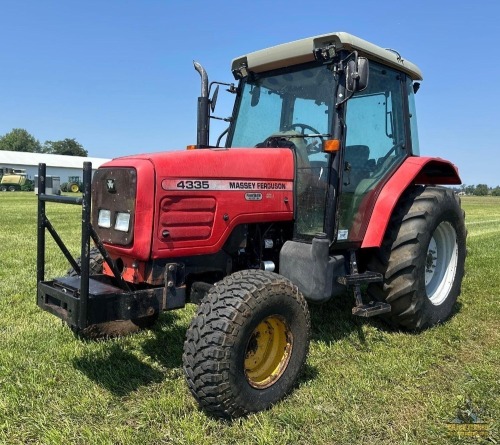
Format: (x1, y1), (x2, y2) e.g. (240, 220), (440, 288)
(68, 247), (158, 338)
(183, 269), (310, 418)
(69, 183), (80, 193)
(366, 186), (466, 330)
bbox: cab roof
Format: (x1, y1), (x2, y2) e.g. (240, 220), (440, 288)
(231, 31), (423, 81)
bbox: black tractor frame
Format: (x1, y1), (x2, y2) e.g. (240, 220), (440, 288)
(36, 162), (183, 333)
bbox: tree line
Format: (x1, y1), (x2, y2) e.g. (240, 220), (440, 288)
(450, 184), (500, 196)
(0, 128), (87, 157)
(1, 129), (498, 196)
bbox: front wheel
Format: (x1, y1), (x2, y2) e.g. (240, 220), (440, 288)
(183, 270), (310, 418)
(367, 186), (466, 330)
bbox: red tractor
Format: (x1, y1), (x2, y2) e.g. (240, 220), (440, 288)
(37, 32), (466, 418)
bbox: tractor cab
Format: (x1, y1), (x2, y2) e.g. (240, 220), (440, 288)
(199, 33), (423, 246)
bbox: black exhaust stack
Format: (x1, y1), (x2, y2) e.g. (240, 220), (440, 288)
(194, 61), (210, 148)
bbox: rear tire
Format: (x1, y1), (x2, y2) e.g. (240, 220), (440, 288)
(69, 183), (80, 193)
(183, 269), (310, 418)
(366, 186), (466, 330)
(68, 247), (158, 338)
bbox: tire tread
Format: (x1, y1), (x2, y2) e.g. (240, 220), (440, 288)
(367, 185), (466, 330)
(183, 269), (310, 418)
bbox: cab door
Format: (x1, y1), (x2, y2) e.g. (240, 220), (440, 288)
(336, 62), (409, 243)
(293, 96), (332, 239)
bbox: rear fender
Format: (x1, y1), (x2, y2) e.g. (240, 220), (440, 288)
(361, 157), (461, 248)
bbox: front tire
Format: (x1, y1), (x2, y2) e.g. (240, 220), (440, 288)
(367, 186), (466, 330)
(183, 269), (310, 418)
(67, 247), (104, 277)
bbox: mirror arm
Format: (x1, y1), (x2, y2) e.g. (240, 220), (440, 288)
(335, 89), (355, 109)
(335, 51), (359, 108)
(209, 81), (236, 94)
(216, 127), (230, 148)
(210, 115), (233, 122)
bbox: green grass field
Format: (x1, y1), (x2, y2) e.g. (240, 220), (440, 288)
(0, 193), (498, 444)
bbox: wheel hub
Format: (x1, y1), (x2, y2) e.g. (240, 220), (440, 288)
(425, 239), (438, 284)
(425, 221), (459, 305)
(244, 315), (292, 389)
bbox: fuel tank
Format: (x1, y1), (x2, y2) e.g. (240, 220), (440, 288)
(93, 147), (295, 261)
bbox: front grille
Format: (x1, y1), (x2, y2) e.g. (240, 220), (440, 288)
(92, 168), (137, 246)
(158, 196), (216, 242)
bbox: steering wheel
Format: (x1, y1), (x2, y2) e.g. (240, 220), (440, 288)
(290, 123), (321, 135)
(290, 123), (324, 154)
(255, 135), (297, 149)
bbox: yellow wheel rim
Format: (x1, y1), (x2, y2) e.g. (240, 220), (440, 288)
(70, 184), (79, 193)
(244, 315), (293, 389)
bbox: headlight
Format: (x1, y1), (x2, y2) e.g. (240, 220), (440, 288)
(98, 209), (111, 228)
(115, 212), (131, 232)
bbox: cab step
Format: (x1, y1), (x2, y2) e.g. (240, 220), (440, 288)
(340, 251), (391, 318)
(352, 301), (391, 317)
(337, 271), (383, 286)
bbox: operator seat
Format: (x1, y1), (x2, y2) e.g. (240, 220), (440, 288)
(276, 130), (310, 170)
(280, 131), (324, 235)
(343, 145), (371, 193)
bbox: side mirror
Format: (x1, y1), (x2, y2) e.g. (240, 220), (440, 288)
(210, 85), (219, 112)
(346, 57), (369, 92)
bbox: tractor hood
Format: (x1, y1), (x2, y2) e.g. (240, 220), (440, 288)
(116, 147), (295, 181)
(94, 147), (295, 262)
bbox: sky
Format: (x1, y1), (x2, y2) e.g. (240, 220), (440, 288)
(0, 0), (499, 186)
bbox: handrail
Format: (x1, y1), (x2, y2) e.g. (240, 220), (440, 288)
(38, 194), (83, 205)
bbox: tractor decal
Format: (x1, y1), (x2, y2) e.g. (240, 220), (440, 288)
(161, 178), (292, 192)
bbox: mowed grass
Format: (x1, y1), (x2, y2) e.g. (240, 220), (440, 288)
(0, 193), (498, 445)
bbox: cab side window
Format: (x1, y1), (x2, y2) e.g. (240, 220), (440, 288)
(337, 62), (407, 242)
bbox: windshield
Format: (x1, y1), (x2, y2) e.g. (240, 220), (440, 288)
(227, 63), (337, 239)
(228, 63), (336, 148)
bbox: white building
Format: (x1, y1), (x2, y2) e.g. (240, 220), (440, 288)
(0, 150), (111, 183)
